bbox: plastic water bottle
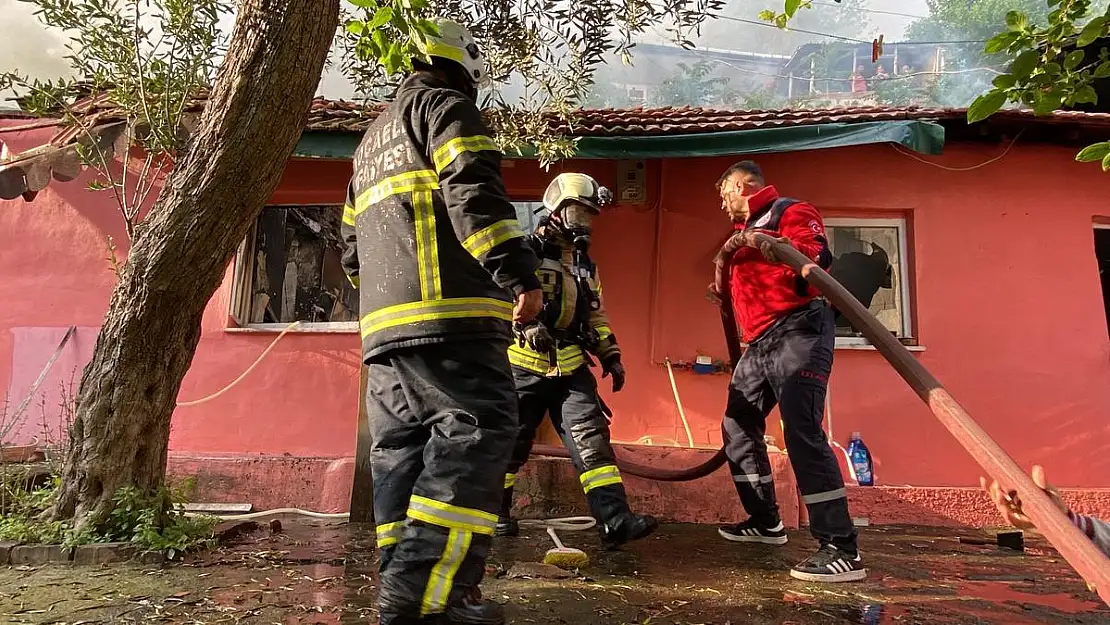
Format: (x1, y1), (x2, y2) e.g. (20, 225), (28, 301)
(848, 432), (874, 486)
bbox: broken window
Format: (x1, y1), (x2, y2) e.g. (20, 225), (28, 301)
(513, 201), (544, 234)
(1096, 224), (1110, 339)
(231, 205), (359, 327)
(825, 217), (913, 344)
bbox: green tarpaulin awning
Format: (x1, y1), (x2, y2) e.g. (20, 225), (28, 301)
(292, 119), (945, 161)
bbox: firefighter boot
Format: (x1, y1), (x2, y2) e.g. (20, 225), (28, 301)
(599, 510), (659, 550)
(445, 587), (506, 625)
(494, 486), (519, 537)
(377, 612), (433, 625)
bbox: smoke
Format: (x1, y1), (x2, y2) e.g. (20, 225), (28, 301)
(0, 0), (356, 107)
(0, 0), (74, 106)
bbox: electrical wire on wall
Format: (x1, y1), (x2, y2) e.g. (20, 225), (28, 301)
(890, 128), (1024, 172)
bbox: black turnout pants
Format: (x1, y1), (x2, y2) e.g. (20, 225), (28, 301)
(723, 300), (859, 554)
(501, 366), (631, 525)
(364, 339), (518, 618)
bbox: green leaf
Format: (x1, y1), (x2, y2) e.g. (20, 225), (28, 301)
(346, 0), (378, 8)
(967, 90), (1008, 123)
(1065, 49), (1085, 70)
(1006, 10), (1028, 31)
(1033, 91), (1064, 115)
(784, 0), (803, 19)
(1075, 85), (1099, 104)
(345, 21), (366, 35)
(984, 31), (1020, 53)
(1095, 61), (1110, 78)
(1102, 152), (1110, 171)
(757, 9), (776, 21)
(367, 7), (393, 30)
(1011, 50), (1039, 78)
(1076, 141), (1110, 162)
(1078, 16), (1108, 47)
(992, 74), (1017, 89)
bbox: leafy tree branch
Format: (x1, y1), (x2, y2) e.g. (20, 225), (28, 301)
(341, 0), (725, 165)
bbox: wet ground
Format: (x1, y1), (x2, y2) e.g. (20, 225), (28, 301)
(0, 519), (1107, 624)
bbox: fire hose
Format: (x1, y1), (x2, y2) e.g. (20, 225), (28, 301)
(528, 236), (747, 481)
(551, 233), (1109, 603)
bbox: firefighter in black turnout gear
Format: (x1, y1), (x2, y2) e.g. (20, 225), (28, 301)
(496, 173), (659, 548)
(340, 18), (543, 625)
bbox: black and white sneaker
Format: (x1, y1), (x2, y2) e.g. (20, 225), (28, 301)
(789, 544), (867, 583)
(717, 519), (789, 545)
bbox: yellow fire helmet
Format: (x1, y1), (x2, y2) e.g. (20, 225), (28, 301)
(541, 172), (613, 215)
(415, 18), (490, 88)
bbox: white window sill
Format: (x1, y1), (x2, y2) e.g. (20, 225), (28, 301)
(225, 322), (359, 334)
(835, 339), (925, 352)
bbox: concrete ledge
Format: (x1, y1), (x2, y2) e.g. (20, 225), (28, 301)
(9, 544), (71, 565)
(0, 541), (17, 565)
(72, 543), (134, 566)
(168, 451), (1110, 528)
(168, 454), (355, 513)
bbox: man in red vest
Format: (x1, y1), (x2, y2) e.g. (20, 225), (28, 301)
(710, 160), (865, 583)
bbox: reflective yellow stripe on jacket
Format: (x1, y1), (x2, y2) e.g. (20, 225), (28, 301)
(507, 342), (586, 376)
(412, 189), (441, 300)
(461, 219), (524, 260)
(432, 135), (500, 173)
(360, 297), (513, 338)
(350, 169), (441, 217)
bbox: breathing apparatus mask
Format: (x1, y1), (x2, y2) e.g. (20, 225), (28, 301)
(540, 173), (613, 252)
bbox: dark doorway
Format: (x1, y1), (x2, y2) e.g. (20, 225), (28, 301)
(1096, 227), (1110, 338)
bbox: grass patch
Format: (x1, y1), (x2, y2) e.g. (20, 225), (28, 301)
(0, 472), (217, 560)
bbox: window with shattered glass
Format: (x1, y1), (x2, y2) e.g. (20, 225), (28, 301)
(234, 205), (359, 327)
(825, 218), (913, 343)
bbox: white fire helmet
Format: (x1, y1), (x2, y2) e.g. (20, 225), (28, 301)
(416, 18), (490, 89)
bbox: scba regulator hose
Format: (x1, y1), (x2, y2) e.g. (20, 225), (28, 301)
(530, 444), (727, 482)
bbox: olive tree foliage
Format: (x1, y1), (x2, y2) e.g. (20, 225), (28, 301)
(0, 0), (229, 241)
(341, 0), (725, 165)
(967, 0), (1110, 168)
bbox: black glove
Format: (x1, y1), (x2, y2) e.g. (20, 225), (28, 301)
(602, 357), (626, 393)
(522, 323), (554, 353)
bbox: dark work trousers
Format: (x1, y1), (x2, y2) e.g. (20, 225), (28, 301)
(365, 339), (518, 619)
(722, 300), (859, 555)
(500, 366), (631, 525)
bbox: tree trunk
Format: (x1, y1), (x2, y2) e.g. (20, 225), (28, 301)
(50, 0), (340, 529)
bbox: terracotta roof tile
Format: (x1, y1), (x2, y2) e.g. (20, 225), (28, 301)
(6, 93), (1110, 201)
(300, 100), (1110, 135)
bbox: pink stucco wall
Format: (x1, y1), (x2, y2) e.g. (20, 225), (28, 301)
(3, 118), (1109, 523)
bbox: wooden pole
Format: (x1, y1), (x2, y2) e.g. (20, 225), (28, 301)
(349, 363), (374, 523)
(753, 233), (1110, 605)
